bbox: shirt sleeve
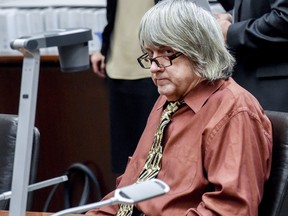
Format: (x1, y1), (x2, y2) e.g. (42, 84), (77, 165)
(85, 174), (124, 215)
(100, 0), (117, 57)
(186, 110), (272, 215)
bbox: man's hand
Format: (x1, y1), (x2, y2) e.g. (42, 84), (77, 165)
(214, 13), (232, 43)
(90, 52), (106, 79)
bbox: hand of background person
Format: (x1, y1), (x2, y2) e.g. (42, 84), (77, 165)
(90, 52), (106, 79)
(214, 12), (232, 42)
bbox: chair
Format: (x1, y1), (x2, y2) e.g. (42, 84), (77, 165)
(43, 162), (102, 212)
(0, 114), (40, 210)
(259, 110), (288, 216)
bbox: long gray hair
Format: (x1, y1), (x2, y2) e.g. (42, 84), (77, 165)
(138, 0), (235, 81)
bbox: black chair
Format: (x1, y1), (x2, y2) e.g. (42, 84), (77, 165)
(259, 110), (288, 216)
(43, 162), (102, 212)
(0, 114), (40, 210)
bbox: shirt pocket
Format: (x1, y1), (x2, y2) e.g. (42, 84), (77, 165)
(159, 159), (198, 195)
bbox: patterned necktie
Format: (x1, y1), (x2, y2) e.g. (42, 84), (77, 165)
(116, 100), (183, 216)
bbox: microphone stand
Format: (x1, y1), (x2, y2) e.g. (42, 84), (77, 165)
(52, 197), (119, 216)
(52, 179), (170, 216)
(0, 175), (68, 201)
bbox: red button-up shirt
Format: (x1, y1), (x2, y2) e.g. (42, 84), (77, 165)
(86, 78), (272, 216)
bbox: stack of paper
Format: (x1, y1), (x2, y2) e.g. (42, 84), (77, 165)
(0, 6), (107, 55)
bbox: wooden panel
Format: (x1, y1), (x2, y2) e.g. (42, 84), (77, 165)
(0, 59), (118, 212)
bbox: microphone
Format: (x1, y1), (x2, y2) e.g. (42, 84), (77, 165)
(0, 175), (68, 201)
(51, 178), (170, 216)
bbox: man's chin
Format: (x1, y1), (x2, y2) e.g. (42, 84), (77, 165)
(158, 87), (173, 98)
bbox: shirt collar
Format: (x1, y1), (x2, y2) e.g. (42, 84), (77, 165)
(184, 79), (226, 113)
(156, 79), (226, 113)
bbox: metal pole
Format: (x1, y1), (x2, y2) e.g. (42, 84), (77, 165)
(9, 49), (40, 216)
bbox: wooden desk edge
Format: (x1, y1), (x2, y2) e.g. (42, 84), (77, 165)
(0, 55), (59, 64)
(0, 210), (84, 216)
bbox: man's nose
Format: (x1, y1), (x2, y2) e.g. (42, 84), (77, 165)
(150, 61), (164, 73)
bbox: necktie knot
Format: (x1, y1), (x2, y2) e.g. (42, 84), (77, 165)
(161, 100), (183, 123)
(165, 100), (183, 114)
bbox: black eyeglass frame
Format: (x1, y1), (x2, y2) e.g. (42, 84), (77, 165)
(137, 52), (182, 69)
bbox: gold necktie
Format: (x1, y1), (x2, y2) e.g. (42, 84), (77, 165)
(116, 100), (183, 216)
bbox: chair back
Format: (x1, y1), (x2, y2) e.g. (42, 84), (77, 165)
(43, 162), (102, 212)
(259, 110), (288, 216)
(0, 114), (40, 210)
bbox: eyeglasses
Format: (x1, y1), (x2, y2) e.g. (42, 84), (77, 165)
(137, 52), (182, 69)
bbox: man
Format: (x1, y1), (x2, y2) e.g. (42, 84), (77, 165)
(216, 0), (288, 112)
(90, 0), (159, 173)
(87, 0), (272, 215)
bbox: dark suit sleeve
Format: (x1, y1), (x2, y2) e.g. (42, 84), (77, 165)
(217, 0), (234, 11)
(227, 0), (288, 53)
(100, 0), (117, 57)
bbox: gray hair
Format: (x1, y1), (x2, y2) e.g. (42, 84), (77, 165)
(138, 0), (235, 81)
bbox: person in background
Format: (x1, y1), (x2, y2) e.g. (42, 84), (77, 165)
(215, 0), (288, 112)
(86, 0), (272, 215)
(90, 0), (160, 174)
